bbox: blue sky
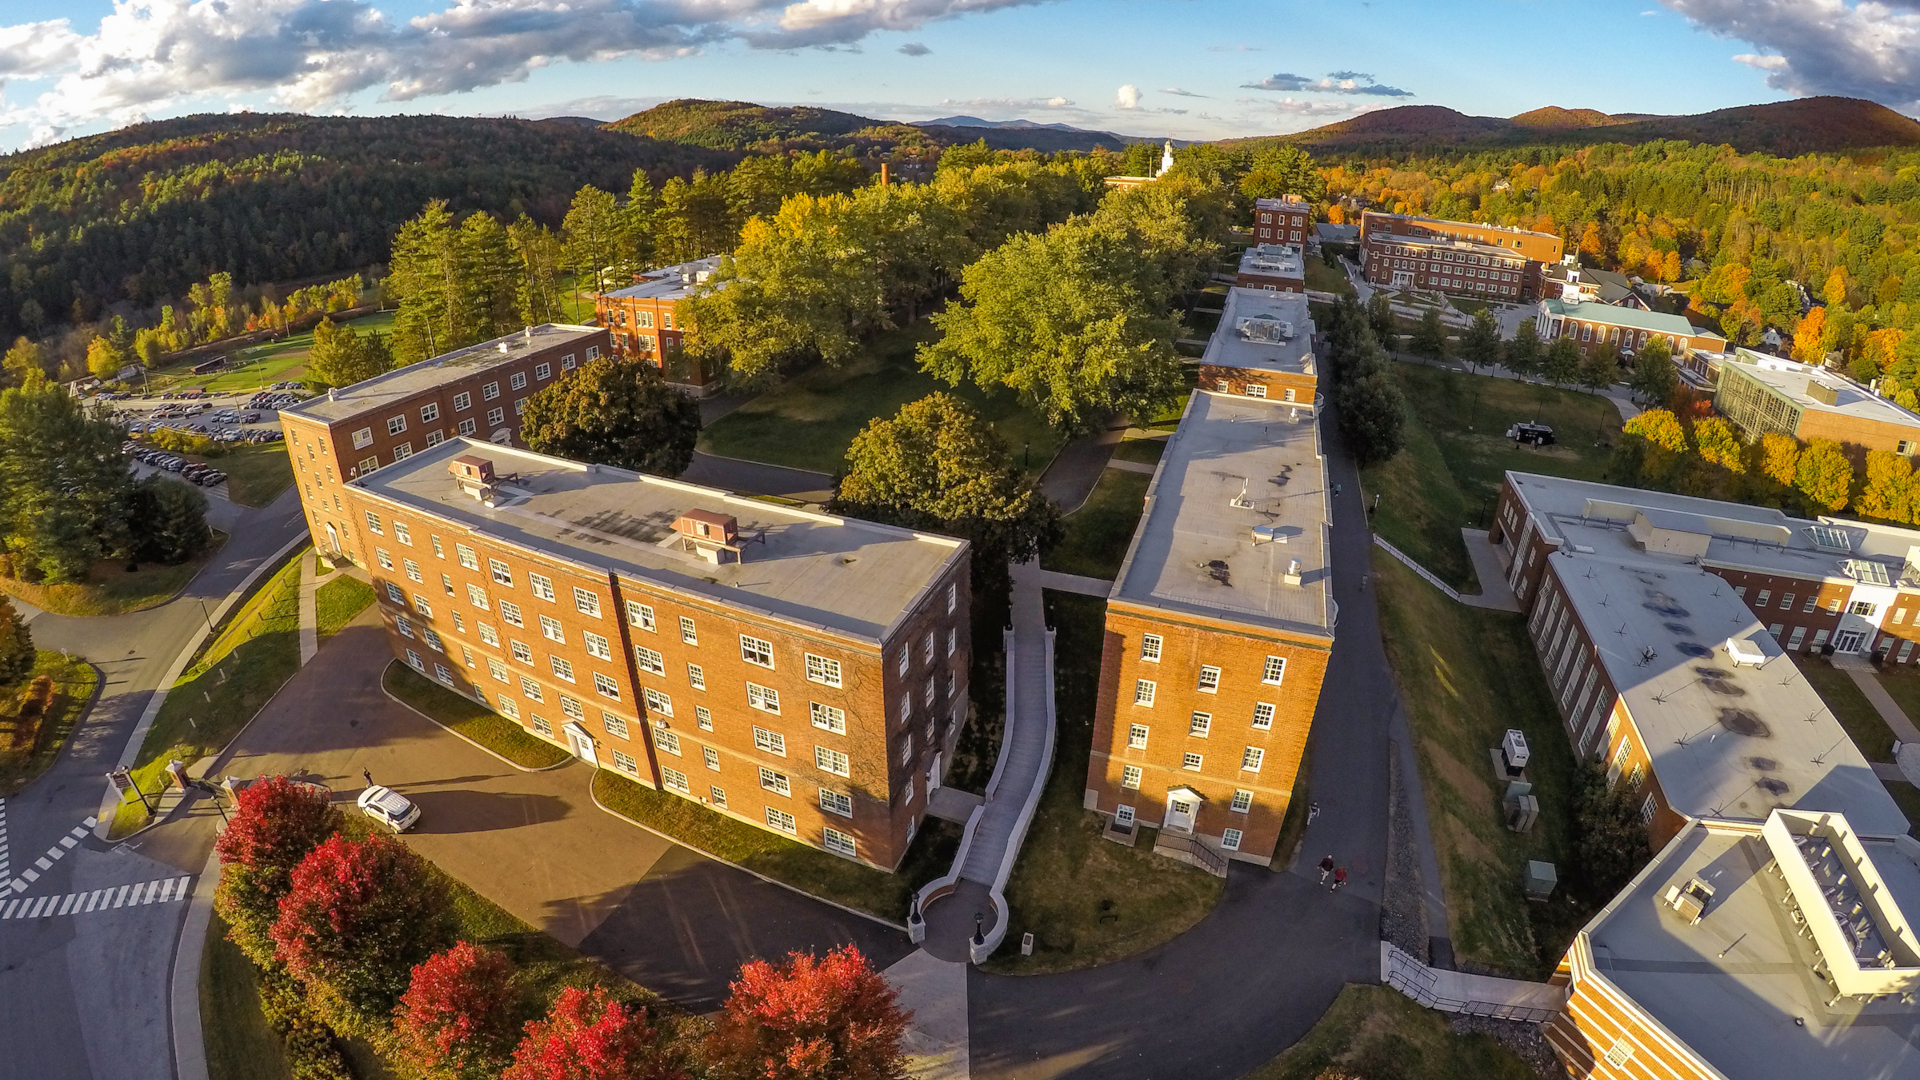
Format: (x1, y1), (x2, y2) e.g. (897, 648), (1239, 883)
(0, 1), (1904, 152)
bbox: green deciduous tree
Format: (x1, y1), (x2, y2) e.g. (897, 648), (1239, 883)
(1238, 144), (1326, 204)
(1795, 438), (1854, 512)
(125, 476), (211, 565)
(1627, 336), (1679, 405)
(1542, 336), (1581, 387)
(0, 380), (130, 582)
(1409, 308), (1448, 363)
(1581, 343), (1620, 392)
(919, 220), (1185, 432)
(1337, 366), (1407, 467)
(1504, 319), (1542, 378)
(1365, 291), (1397, 349)
(305, 317), (396, 390)
(1458, 309), (1500, 373)
(1571, 764), (1651, 902)
(520, 357), (701, 477)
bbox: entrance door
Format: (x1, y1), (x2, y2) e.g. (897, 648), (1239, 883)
(1165, 798), (1196, 833)
(1836, 629), (1866, 653)
(324, 523), (340, 558)
(1391, 271), (1414, 289)
(564, 723), (597, 764)
(926, 751), (942, 794)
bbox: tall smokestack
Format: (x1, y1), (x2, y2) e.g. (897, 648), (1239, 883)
(880, 163), (890, 187)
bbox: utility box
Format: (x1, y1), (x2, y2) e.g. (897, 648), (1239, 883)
(1525, 860), (1558, 900)
(1502, 729), (1530, 771)
(1506, 793), (1540, 833)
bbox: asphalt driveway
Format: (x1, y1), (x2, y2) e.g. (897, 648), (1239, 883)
(212, 611), (909, 1007)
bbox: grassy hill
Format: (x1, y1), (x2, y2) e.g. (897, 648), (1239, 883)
(604, 98), (1145, 154)
(0, 113), (732, 343)
(1249, 96), (1920, 157)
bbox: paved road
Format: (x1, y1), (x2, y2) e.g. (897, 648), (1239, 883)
(213, 613), (911, 1010)
(0, 485), (305, 1080)
(966, 419), (1394, 1080)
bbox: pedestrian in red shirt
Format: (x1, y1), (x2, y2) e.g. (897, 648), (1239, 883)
(1332, 866), (1348, 891)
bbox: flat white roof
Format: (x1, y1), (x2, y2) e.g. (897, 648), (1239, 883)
(1237, 243), (1304, 279)
(1724, 350), (1920, 428)
(353, 438), (967, 642)
(1255, 196), (1311, 211)
(1110, 392), (1332, 638)
(284, 324), (602, 424)
(1583, 816), (1920, 1080)
(1200, 288), (1315, 379)
(1547, 553), (1905, 832)
(599, 257), (724, 302)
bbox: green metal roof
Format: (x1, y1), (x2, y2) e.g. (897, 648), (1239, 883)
(1539, 297), (1715, 339)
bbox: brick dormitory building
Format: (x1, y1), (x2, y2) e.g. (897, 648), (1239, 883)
(1358, 210), (1561, 301)
(592, 257), (724, 396)
(1082, 295), (1332, 870)
(336, 439), (971, 869)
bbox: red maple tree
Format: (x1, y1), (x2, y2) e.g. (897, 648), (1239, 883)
(270, 832), (452, 1035)
(393, 941), (522, 1080)
(502, 985), (685, 1080)
(704, 946), (909, 1080)
(211, 775), (342, 967)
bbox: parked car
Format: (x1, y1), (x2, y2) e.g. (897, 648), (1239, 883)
(356, 786), (421, 832)
(1506, 422), (1555, 447)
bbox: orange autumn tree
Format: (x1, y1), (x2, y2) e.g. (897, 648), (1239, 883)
(1792, 307), (1828, 364)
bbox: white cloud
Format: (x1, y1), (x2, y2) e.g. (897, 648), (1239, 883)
(1663, 0), (1920, 107)
(1116, 84), (1141, 109)
(1162, 87), (1207, 98)
(0, 0), (1050, 139)
(1046, 96), (1068, 107)
(1243, 71), (1413, 97)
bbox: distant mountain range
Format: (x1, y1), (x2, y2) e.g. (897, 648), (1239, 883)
(1257, 97), (1920, 157)
(602, 99), (1151, 153)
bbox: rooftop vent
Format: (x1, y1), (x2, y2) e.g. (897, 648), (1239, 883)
(1663, 877), (1716, 925)
(497, 341), (511, 354)
(673, 510), (743, 565)
(449, 455), (500, 506)
(1805, 379), (1840, 406)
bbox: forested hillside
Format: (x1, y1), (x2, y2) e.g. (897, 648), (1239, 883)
(0, 113), (733, 342)
(605, 98), (1142, 154)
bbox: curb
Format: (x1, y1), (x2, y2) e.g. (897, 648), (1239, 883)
(99, 538), (311, 841)
(586, 771), (910, 935)
(170, 847), (221, 1080)
(0, 529), (233, 620)
(378, 662), (574, 774)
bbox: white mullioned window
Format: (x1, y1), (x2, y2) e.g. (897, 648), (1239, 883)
(627, 601), (656, 631)
(1140, 634), (1162, 662)
(679, 616), (697, 645)
(457, 544), (478, 570)
(490, 559), (513, 586)
(593, 673), (620, 700)
(635, 646), (665, 675)
(759, 767), (791, 796)
(753, 726), (786, 756)
(1134, 680), (1156, 706)
(1222, 829), (1243, 851)
(747, 683), (779, 714)
(511, 641), (532, 665)
(550, 656), (575, 682)
(816, 746), (850, 776)
(1198, 666), (1221, 692)
(498, 601), (523, 627)
(1262, 656), (1286, 684)
(519, 676), (544, 701)
(573, 587), (601, 617)
(644, 688), (673, 716)
(1121, 765), (1142, 789)
(540, 615), (565, 643)
(584, 631), (612, 661)
(466, 584), (489, 610)
(654, 725), (681, 756)
(1189, 712), (1211, 737)
(1242, 747), (1264, 772)
(687, 664), (706, 690)
(612, 750), (638, 774)
(529, 573), (555, 601)
(1128, 724), (1149, 749)
(1251, 703), (1275, 729)
(1182, 752), (1203, 771)
(823, 826), (856, 857)
(740, 635), (775, 668)
(662, 767), (689, 793)
(820, 790), (853, 818)
(804, 654), (842, 687)
(1231, 789), (1253, 813)
(766, 807), (796, 834)
(811, 701), (847, 734)
(603, 712), (630, 739)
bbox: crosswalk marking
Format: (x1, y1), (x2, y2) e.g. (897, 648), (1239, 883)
(0, 877), (191, 921)
(6, 818), (99, 894)
(0, 798), (11, 884)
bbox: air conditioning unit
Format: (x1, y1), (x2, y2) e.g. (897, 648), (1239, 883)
(1502, 729), (1530, 772)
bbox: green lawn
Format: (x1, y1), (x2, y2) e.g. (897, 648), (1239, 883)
(1111, 436), (1166, 466)
(313, 576), (375, 639)
(202, 917), (296, 1080)
(0, 652), (99, 796)
(1371, 552), (1590, 977)
(986, 592), (1224, 974)
(594, 767), (962, 923)
(382, 662), (572, 769)
(1873, 665), (1920, 744)
(111, 549), (304, 837)
(0, 530), (227, 617)
(211, 444), (296, 508)
(698, 324), (1066, 477)
(1364, 364), (1622, 590)
(1041, 470), (1149, 580)
(1794, 656), (1897, 763)
(1304, 256), (1354, 297)
(146, 310), (395, 394)
(1240, 984), (1538, 1080)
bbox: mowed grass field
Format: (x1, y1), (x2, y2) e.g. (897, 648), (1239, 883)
(1364, 364), (1622, 590)
(698, 324), (1066, 478)
(148, 310), (396, 394)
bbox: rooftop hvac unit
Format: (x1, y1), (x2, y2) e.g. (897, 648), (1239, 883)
(1501, 729), (1530, 772)
(1238, 317), (1293, 344)
(1506, 793), (1540, 834)
(1663, 877), (1716, 924)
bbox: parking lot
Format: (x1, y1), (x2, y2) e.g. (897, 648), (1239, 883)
(100, 382), (304, 446)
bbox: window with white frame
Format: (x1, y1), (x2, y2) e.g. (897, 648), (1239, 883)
(819, 788), (853, 818)
(396, 616), (415, 639)
(899, 734), (913, 767)
(510, 372), (527, 391)
(549, 656), (575, 682)
(1141, 633), (1163, 661)
(593, 672), (620, 699)
(753, 726), (786, 755)
(511, 640), (533, 664)
(740, 635), (774, 668)
(453, 392), (471, 412)
(539, 615), (565, 643)
(583, 631), (611, 661)
(377, 548), (394, 570)
(1222, 829), (1243, 851)
(412, 594), (433, 618)
(627, 601), (656, 631)
(1241, 747), (1264, 772)
(1134, 679), (1156, 706)
(483, 381), (499, 400)
(679, 617), (697, 645)
(644, 688), (672, 716)
(573, 588), (601, 617)
(529, 573), (555, 601)
(407, 649), (425, 671)
(747, 683), (779, 714)
(1262, 656), (1286, 684)
(479, 623), (499, 647)
(457, 418), (477, 437)
(703, 746), (720, 771)
(1128, 724), (1149, 749)
(662, 767), (689, 793)
(603, 712), (629, 739)
(687, 664), (705, 690)
(635, 646), (665, 675)
(1231, 789), (1253, 813)
(816, 746), (850, 776)
(1121, 765), (1142, 789)
(353, 427), (373, 449)
(1189, 712), (1211, 737)
(562, 354), (577, 370)
(811, 701), (847, 734)
(466, 583), (489, 610)
(947, 582), (957, 614)
(519, 676), (544, 701)
(823, 826), (856, 856)
(923, 631), (934, 663)
(612, 750), (638, 774)
(499, 600), (523, 627)
(490, 559), (513, 586)
(495, 694), (519, 718)
(487, 407), (504, 426)
(695, 705), (713, 731)
(404, 559), (423, 583)
(365, 511), (384, 534)
(394, 522), (413, 546)
(653, 723), (682, 755)
(1251, 703), (1275, 729)
(1198, 666), (1221, 692)
(1182, 752), (1203, 771)
(709, 784), (727, 807)
(559, 696), (584, 722)
(766, 807), (796, 833)
(420, 402), (439, 424)
(759, 767), (790, 796)
(947, 627), (956, 657)
(487, 658), (510, 683)
(386, 415), (407, 436)
(535, 362), (551, 380)
(897, 649), (909, 677)
(804, 654), (842, 686)
(457, 544), (478, 570)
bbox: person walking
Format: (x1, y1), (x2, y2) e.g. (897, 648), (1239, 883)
(1331, 866), (1348, 891)
(362, 767), (374, 788)
(1318, 855), (1335, 885)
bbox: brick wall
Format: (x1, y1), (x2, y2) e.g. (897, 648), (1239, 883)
(1197, 365), (1315, 404)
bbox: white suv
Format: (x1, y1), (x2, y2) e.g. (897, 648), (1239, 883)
(355, 785), (421, 832)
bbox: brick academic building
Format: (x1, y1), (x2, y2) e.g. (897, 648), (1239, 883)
(592, 257), (723, 395)
(1082, 389), (1334, 870)
(279, 324), (608, 568)
(335, 439), (972, 870)
(1358, 210), (1561, 301)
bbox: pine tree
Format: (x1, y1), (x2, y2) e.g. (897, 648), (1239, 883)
(0, 595), (34, 686)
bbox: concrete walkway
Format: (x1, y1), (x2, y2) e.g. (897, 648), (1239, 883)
(1831, 654), (1920, 743)
(1033, 569), (1112, 598)
(1039, 426), (1125, 513)
(1458, 529), (1522, 612)
(884, 950), (971, 1080)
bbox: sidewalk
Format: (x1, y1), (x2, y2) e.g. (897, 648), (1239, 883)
(1830, 654), (1920, 743)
